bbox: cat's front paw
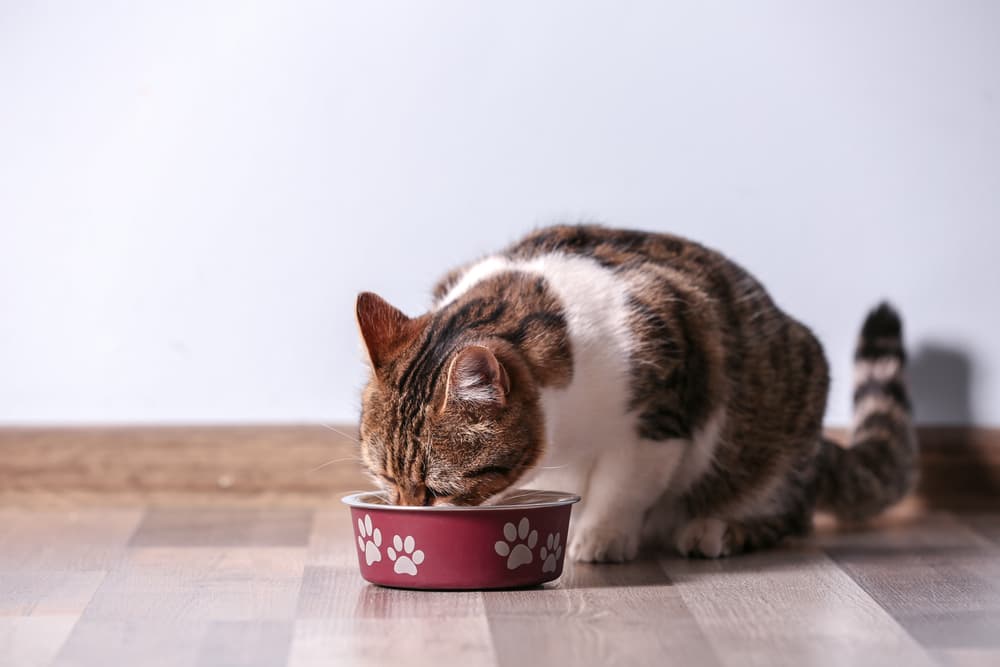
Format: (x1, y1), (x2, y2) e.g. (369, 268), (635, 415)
(568, 520), (641, 563)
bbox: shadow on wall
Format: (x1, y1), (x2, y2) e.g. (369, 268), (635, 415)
(908, 342), (998, 507)
(908, 342), (974, 424)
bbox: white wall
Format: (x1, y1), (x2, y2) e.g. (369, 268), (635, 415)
(2, 1), (998, 426)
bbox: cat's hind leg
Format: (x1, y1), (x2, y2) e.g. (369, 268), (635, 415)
(674, 517), (735, 558)
(673, 510), (812, 558)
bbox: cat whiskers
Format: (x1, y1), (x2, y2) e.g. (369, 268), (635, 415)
(320, 423), (361, 445)
(307, 456), (364, 474)
(494, 487), (562, 503)
(536, 462), (573, 470)
(309, 423), (364, 473)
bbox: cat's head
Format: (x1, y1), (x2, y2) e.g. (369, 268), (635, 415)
(355, 292), (545, 506)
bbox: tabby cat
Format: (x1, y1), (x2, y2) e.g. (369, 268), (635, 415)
(355, 225), (916, 562)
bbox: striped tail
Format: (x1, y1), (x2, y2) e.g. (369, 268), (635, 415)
(815, 302), (919, 521)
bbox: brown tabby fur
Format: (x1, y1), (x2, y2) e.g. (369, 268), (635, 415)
(356, 225), (916, 559)
(357, 273), (570, 506)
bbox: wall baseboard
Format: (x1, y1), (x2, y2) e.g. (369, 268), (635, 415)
(0, 425), (361, 506)
(1, 425), (997, 508)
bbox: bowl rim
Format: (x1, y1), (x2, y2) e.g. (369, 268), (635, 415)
(341, 488), (581, 512)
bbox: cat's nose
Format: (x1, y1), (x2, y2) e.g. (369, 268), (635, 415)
(396, 482), (432, 506)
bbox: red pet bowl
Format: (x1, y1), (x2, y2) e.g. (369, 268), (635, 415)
(342, 489), (580, 590)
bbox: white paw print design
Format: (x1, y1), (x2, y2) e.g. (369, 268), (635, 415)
(494, 517), (538, 570)
(387, 534), (425, 576)
(356, 514), (382, 566)
(540, 532), (562, 573)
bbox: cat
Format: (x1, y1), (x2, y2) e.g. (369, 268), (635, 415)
(354, 225), (917, 562)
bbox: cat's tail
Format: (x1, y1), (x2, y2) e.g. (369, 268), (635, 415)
(815, 302), (918, 521)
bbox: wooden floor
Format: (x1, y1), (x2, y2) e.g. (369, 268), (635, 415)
(1, 504), (999, 667)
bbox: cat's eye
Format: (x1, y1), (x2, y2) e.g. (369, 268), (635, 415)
(464, 464), (512, 479)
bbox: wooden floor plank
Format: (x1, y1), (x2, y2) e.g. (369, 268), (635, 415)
(76, 547), (307, 622)
(53, 618), (209, 667)
(53, 546), (307, 667)
(929, 648), (1000, 667)
(0, 617), (80, 667)
(296, 565), (488, 621)
(288, 617), (496, 667)
(196, 621), (294, 667)
(4, 505), (1000, 666)
(0, 567), (106, 667)
(659, 544), (934, 667)
(0, 509), (143, 570)
(818, 513), (1000, 657)
(484, 559), (719, 667)
(304, 509), (358, 569)
(129, 508), (313, 548)
(0, 571), (105, 617)
(957, 513), (1000, 547)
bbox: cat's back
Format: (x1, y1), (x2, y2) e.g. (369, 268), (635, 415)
(436, 224), (751, 304)
(506, 225), (725, 270)
(503, 225), (769, 304)
(434, 225), (782, 342)
(431, 223), (826, 441)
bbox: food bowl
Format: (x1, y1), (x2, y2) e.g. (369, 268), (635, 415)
(342, 489), (580, 590)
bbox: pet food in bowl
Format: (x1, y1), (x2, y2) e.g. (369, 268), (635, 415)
(342, 489), (580, 590)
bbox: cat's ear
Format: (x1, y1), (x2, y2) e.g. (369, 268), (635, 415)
(356, 292), (413, 373)
(445, 345), (510, 409)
